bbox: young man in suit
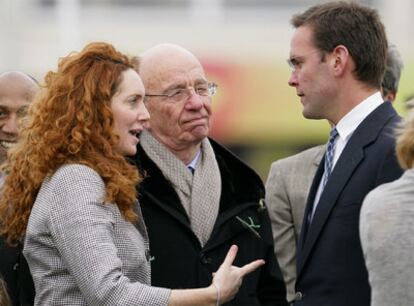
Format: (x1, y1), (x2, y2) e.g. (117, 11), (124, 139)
(266, 44), (404, 303)
(133, 44), (287, 306)
(287, 2), (403, 305)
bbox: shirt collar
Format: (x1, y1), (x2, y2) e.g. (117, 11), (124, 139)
(335, 91), (384, 142)
(187, 149), (201, 170)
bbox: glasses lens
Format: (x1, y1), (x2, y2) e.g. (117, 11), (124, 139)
(208, 83), (218, 96)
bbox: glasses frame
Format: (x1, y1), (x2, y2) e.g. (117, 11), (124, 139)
(145, 82), (218, 103)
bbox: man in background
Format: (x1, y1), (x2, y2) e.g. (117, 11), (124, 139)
(0, 71), (38, 306)
(265, 44), (404, 303)
(0, 72), (37, 166)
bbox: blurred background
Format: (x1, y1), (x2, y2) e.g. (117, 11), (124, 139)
(1, 0), (413, 179)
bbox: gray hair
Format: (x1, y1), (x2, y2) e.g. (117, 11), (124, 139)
(382, 45), (404, 96)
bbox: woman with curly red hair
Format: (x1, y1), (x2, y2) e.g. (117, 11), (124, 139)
(0, 42), (263, 306)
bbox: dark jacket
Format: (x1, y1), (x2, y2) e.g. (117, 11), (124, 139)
(0, 237), (35, 306)
(133, 139), (287, 306)
(295, 102), (404, 306)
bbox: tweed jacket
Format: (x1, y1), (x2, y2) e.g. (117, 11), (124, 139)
(360, 168), (414, 306)
(134, 138), (288, 306)
(265, 145), (325, 302)
(23, 164), (171, 306)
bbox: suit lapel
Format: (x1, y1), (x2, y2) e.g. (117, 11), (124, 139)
(297, 102), (398, 276)
(312, 145), (325, 168)
(297, 146), (326, 254)
(297, 158), (324, 257)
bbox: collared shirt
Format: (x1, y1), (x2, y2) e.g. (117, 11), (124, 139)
(311, 91), (384, 218)
(186, 149), (201, 173)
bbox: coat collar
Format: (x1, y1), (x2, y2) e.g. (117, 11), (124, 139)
(297, 102), (399, 276)
(133, 138), (265, 235)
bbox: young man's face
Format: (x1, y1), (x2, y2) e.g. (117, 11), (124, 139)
(288, 25), (336, 121)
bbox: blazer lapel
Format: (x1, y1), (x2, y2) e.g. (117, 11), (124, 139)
(297, 158), (324, 261)
(312, 145), (325, 168)
(297, 102), (398, 276)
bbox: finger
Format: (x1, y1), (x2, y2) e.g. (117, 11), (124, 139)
(221, 245), (238, 267)
(239, 259), (265, 276)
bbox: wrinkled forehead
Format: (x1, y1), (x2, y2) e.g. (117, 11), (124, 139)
(157, 63), (206, 89)
(141, 47), (206, 90)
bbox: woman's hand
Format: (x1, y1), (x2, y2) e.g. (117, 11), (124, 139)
(211, 245), (265, 305)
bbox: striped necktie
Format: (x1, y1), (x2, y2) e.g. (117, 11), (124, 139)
(307, 127), (339, 226)
(322, 127), (338, 187)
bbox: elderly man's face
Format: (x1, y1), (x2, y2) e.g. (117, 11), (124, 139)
(0, 74), (37, 163)
(144, 55), (212, 151)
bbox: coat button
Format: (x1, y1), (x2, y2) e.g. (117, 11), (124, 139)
(200, 254), (212, 264)
(145, 249), (151, 262)
(295, 291), (303, 301)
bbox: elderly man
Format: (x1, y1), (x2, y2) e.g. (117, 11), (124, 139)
(266, 44), (404, 303)
(0, 71), (38, 305)
(133, 44), (287, 306)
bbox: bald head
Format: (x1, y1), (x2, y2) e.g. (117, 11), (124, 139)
(138, 44), (205, 91)
(0, 71), (39, 164)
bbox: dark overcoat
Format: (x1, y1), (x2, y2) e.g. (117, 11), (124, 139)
(133, 139), (288, 306)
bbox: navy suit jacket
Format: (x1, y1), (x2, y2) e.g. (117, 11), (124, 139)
(295, 102), (404, 306)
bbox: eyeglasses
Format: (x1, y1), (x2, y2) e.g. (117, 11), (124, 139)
(145, 82), (218, 103)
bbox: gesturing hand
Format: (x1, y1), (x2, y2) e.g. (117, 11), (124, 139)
(211, 245), (265, 305)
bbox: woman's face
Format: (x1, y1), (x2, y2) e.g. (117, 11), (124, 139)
(110, 68), (149, 156)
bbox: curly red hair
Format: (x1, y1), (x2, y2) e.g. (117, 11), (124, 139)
(0, 42), (141, 244)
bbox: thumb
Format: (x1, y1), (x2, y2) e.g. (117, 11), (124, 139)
(239, 259), (265, 276)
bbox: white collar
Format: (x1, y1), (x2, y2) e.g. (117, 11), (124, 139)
(187, 149), (201, 170)
(335, 91), (384, 142)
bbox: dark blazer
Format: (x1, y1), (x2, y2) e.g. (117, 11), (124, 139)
(134, 139), (288, 306)
(0, 237), (35, 306)
(295, 102), (404, 306)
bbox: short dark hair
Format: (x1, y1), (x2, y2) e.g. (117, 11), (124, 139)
(291, 1), (388, 88)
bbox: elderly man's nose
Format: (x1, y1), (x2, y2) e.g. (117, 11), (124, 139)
(185, 92), (204, 109)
